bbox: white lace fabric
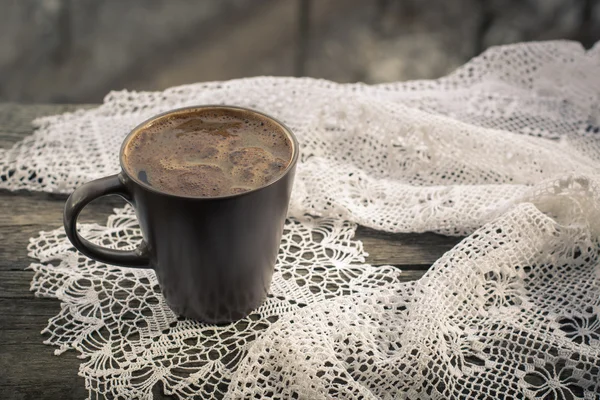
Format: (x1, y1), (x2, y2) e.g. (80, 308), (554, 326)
(2, 40), (600, 399)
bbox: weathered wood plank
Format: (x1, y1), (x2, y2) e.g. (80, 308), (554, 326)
(0, 383), (89, 400)
(0, 285), (88, 399)
(0, 103), (95, 133)
(0, 225), (49, 271)
(0, 190), (119, 227)
(356, 227), (461, 267)
(0, 103), (95, 149)
(0, 327), (53, 346)
(0, 190), (125, 272)
(0, 298), (63, 320)
(0, 271), (35, 299)
(0, 345), (87, 399)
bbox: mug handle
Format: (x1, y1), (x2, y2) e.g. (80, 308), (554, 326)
(64, 174), (151, 268)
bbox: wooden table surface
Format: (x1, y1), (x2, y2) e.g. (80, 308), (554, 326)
(0, 103), (462, 399)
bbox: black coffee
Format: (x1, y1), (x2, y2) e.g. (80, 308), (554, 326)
(123, 108), (293, 197)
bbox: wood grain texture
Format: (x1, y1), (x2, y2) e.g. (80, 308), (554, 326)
(0, 103), (95, 148)
(0, 103), (458, 399)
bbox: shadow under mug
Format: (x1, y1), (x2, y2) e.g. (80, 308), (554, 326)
(63, 105), (299, 323)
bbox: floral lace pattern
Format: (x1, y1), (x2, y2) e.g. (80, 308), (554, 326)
(29, 208), (392, 398)
(1, 40), (599, 398)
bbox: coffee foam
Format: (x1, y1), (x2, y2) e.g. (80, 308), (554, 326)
(123, 108), (292, 197)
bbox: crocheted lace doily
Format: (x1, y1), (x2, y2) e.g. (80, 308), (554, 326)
(1, 40), (599, 399)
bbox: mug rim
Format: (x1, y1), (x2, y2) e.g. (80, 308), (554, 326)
(119, 105), (300, 200)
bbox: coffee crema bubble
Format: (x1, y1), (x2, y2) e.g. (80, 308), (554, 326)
(123, 108), (293, 197)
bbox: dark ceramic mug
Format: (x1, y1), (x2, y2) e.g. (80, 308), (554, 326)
(63, 106), (298, 323)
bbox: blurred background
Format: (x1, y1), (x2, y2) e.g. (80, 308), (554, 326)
(1, 0), (599, 104)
